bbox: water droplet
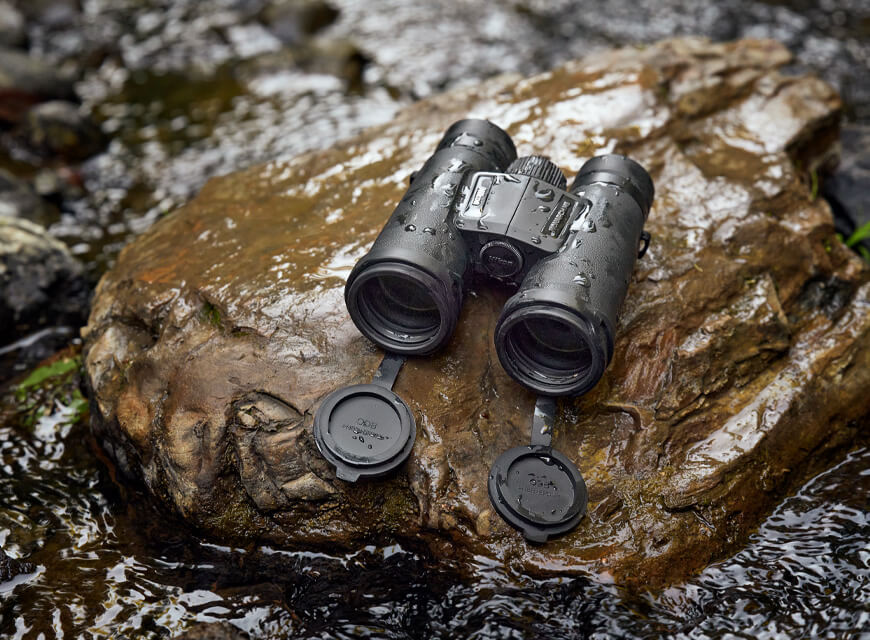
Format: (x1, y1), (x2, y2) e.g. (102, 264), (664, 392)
(477, 220), (489, 230)
(455, 219), (464, 227)
(423, 227), (436, 235)
(536, 205), (551, 214)
(568, 260), (577, 268)
(573, 273), (590, 287)
(504, 174), (521, 183)
(410, 199), (417, 206)
(405, 224), (416, 231)
(535, 188), (555, 202)
(530, 236), (541, 244)
(582, 218), (596, 233)
(368, 444), (372, 449)
(472, 138), (483, 146)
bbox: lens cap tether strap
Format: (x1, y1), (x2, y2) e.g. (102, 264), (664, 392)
(488, 396), (588, 543)
(313, 353), (416, 482)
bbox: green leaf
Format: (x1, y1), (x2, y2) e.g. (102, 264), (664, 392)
(16, 358), (80, 401)
(845, 220), (870, 248)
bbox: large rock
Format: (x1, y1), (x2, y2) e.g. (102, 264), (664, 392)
(83, 38), (870, 588)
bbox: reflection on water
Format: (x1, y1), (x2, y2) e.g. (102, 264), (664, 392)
(1, 383), (867, 638)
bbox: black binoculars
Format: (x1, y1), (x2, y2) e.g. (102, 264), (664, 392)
(345, 119), (653, 396)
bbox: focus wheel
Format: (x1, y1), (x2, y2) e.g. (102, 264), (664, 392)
(506, 155), (567, 190)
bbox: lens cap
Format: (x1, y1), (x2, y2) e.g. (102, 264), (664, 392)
(488, 396), (587, 542)
(313, 353), (416, 482)
(488, 445), (587, 543)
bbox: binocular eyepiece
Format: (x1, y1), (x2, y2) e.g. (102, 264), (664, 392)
(345, 119), (653, 396)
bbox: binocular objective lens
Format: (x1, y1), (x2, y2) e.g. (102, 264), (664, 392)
(506, 316), (592, 380)
(358, 274), (442, 341)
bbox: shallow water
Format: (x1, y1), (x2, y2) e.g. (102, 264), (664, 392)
(0, 380), (867, 639)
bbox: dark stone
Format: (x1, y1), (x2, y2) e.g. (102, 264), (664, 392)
(0, 216), (89, 346)
(0, 547), (36, 583)
(823, 124), (870, 254)
(0, 169), (56, 224)
(23, 101), (106, 162)
(0, 2), (26, 48)
(173, 623), (250, 640)
(261, 0), (339, 45)
(83, 38), (870, 589)
(0, 47), (76, 106)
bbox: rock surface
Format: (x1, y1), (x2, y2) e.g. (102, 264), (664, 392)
(0, 216), (89, 345)
(83, 38), (870, 588)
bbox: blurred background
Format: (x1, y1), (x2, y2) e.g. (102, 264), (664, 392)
(1, 1), (868, 638)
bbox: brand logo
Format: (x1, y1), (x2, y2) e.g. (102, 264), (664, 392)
(486, 254), (514, 266)
(542, 197), (573, 237)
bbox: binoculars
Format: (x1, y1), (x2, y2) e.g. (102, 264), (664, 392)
(345, 119), (653, 397)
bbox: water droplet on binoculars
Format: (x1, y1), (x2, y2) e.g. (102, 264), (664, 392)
(582, 218), (596, 233)
(530, 236), (541, 244)
(535, 188), (555, 201)
(536, 205), (551, 214)
(573, 273), (591, 287)
(405, 224), (416, 231)
(423, 227), (436, 235)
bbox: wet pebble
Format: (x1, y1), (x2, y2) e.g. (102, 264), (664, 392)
(0, 168), (56, 223)
(24, 100), (106, 161)
(0, 2), (26, 48)
(0, 216), (89, 346)
(261, 0), (340, 46)
(0, 546), (36, 584)
(0, 47), (77, 103)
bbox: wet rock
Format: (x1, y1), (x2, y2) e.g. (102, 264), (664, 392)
(83, 38), (870, 588)
(0, 48), (76, 107)
(0, 216), (89, 345)
(0, 2), (26, 48)
(261, 0), (339, 45)
(0, 547), (36, 583)
(173, 622), (250, 640)
(23, 101), (106, 162)
(0, 169), (55, 223)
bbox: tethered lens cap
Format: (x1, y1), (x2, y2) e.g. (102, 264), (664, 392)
(314, 383), (416, 482)
(488, 444), (587, 543)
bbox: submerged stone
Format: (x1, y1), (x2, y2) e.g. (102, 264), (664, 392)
(83, 38), (869, 588)
(0, 547), (35, 583)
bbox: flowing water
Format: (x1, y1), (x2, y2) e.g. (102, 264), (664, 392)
(2, 0), (869, 638)
(1, 378), (867, 638)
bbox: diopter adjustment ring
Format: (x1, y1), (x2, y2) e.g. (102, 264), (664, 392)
(507, 155), (567, 190)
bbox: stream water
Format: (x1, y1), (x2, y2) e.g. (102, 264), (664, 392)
(1, 0), (869, 638)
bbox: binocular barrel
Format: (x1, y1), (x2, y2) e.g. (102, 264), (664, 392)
(345, 119), (517, 355)
(494, 155), (654, 396)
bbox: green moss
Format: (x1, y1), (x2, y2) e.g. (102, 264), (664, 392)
(202, 302), (222, 327)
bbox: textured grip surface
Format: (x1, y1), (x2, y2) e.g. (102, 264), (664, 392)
(506, 155), (567, 190)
